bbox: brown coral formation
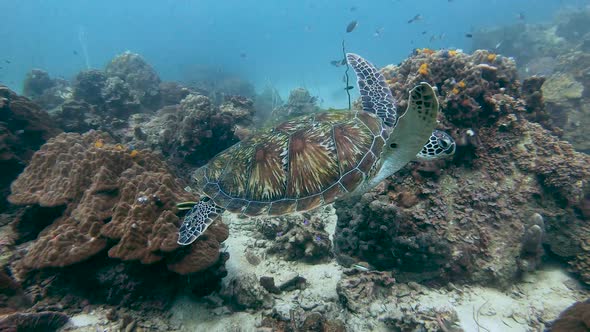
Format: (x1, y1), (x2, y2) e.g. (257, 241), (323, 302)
(8, 130), (226, 276)
(335, 49), (590, 287)
(550, 299), (590, 332)
(0, 86), (60, 212)
(0, 311), (69, 331)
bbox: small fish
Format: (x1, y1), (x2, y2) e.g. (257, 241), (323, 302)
(373, 27), (384, 37)
(15, 129), (24, 135)
(240, 52), (247, 59)
(495, 41), (503, 49)
(4, 60), (10, 64)
(517, 12), (525, 20)
(465, 33), (473, 38)
(421, 30), (427, 35)
(345, 86), (354, 91)
(350, 6), (357, 12)
(407, 14), (422, 24)
(346, 20), (358, 33)
(330, 58), (347, 67)
(73, 50), (78, 55)
(352, 263), (375, 272)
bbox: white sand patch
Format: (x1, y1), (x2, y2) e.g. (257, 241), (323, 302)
(68, 314), (100, 327)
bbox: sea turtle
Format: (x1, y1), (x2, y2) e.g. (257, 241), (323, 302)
(177, 53), (455, 245)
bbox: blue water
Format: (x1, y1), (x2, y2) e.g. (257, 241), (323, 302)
(0, 0), (585, 108)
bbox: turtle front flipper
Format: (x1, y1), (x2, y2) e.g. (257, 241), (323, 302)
(346, 53), (398, 127)
(366, 82), (440, 188)
(177, 198), (225, 245)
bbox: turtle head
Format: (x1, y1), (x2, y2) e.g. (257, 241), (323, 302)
(416, 130), (456, 161)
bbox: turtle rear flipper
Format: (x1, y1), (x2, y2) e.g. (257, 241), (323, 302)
(177, 198), (224, 245)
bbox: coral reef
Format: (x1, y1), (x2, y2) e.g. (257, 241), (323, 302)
(472, 9), (590, 152)
(72, 69), (141, 122)
(383, 49), (521, 128)
(335, 49), (590, 287)
(220, 273), (274, 310)
(47, 100), (100, 133)
(271, 87), (319, 124)
(336, 269), (395, 313)
(256, 212), (332, 263)
(22, 69), (72, 110)
(105, 51), (161, 107)
(0, 86), (60, 213)
(127, 93), (244, 167)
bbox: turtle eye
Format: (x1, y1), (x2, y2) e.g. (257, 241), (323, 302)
(390, 143), (398, 149)
(438, 139), (448, 149)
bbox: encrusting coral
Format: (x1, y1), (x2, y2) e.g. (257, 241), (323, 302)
(8, 130), (227, 276)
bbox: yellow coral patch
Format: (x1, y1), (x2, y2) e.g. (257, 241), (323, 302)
(129, 150), (139, 158)
(94, 139), (104, 148)
(448, 50), (457, 57)
(487, 53), (497, 62)
(418, 63), (429, 76)
(458, 80), (466, 88)
(451, 87), (460, 95)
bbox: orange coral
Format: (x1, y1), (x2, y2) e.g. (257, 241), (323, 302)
(451, 87), (460, 95)
(457, 80), (466, 88)
(421, 48), (435, 55)
(418, 63), (429, 76)
(448, 50), (458, 57)
(487, 53), (497, 62)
